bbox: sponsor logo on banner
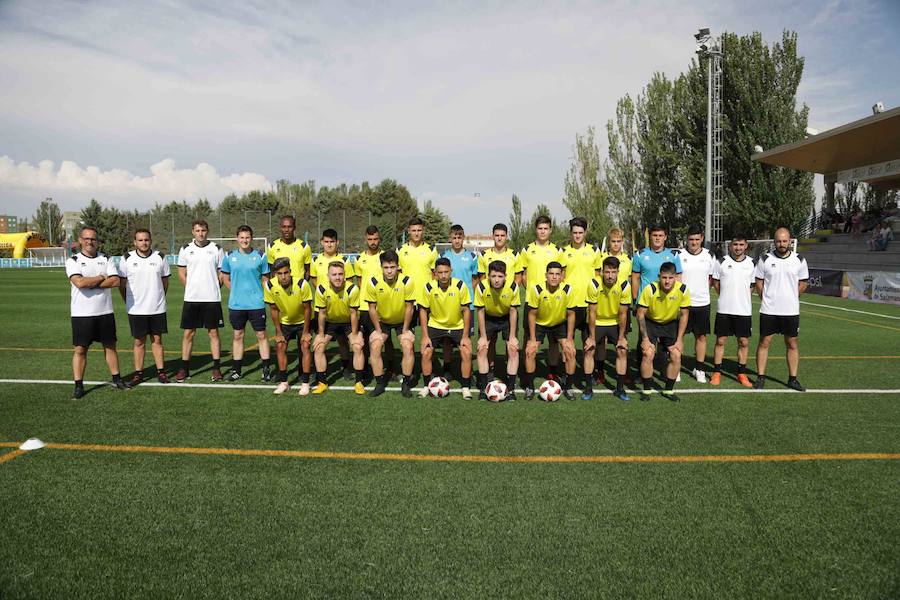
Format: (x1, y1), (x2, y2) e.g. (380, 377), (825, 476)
(847, 271), (900, 305)
(806, 269), (843, 297)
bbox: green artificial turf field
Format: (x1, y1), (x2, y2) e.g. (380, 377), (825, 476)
(1, 268), (898, 598)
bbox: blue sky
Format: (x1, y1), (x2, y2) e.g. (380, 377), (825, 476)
(1, 0), (898, 231)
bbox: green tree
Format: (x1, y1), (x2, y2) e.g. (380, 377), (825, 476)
(369, 179), (419, 246)
(80, 199), (103, 235)
(508, 194), (528, 251)
(421, 199), (451, 246)
(636, 72), (680, 234)
(562, 126), (612, 245)
(32, 199), (65, 246)
(605, 95), (643, 238)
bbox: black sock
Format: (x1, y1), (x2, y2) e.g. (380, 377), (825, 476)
(560, 374), (569, 390)
(279, 370), (287, 382)
(376, 374), (386, 386)
(615, 373), (625, 393)
(355, 369), (365, 383)
(74, 379), (84, 389)
(316, 370), (326, 384)
(737, 363), (746, 374)
(714, 363), (722, 373)
(135, 370), (143, 378)
(182, 359), (190, 371)
(213, 358), (221, 369)
(477, 373), (489, 390)
(583, 375), (593, 393)
(757, 374), (766, 381)
(232, 359), (242, 375)
(665, 377), (676, 391)
(112, 373), (122, 382)
(642, 377), (653, 392)
(788, 375), (798, 382)
(341, 359), (350, 370)
(402, 375), (413, 387)
(262, 358), (271, 369)
(506, 373), (517, 390)
(300, 372), (310, 383)
(524, 373), (535, 388)
(461, 376), (471, 388)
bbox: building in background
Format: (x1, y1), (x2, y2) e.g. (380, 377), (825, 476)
(63, 211), (83, 242)
(0, 215), (19, 233)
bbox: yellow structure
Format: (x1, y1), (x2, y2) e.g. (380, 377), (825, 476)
(0, 231), (49, 258)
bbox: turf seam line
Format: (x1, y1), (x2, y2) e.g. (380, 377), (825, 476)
(799, 300), (900, 320)
(2, 378), (900, 394)
(3, 442), (900, 464)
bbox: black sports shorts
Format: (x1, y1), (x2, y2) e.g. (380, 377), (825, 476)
(72, 313), (117, 347)
(534, 322), (567, 344)
(759, 313), (799, 338)
(427, 326), (464, 346)
(714, 313), (752, 338)
(180, 301), (224, 330)
(128, 313), (167, 339)
(686, 304), (711, 336)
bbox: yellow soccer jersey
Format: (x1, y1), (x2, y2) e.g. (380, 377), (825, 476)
(315, 282), (360, 324)
(594, 251), (633, 286)
(477, 248), (521, 276)
(354, 250), (383, 310)
(586, 278), (631, 326)
(365, 275), (416, 326)
(398, 242), (438, 302)
(560, 244), (599, 307)
(421, 278), (471, 331)
(473, 280), (521, 318)
(267, 239), (312, 279)
(264, 278), (313, 325)
(526, 282), (575, 327)
(310, 253), (355, 284)
(638, 281), (691, 324)
(517, 241), (562, 286)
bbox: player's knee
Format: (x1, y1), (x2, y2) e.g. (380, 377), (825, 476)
(400, 338), (414, 352)
(616, 347), (627, 359)
(460, 346), (472, 360)
(276, 340), (287, 350)
(207, 329), (218, 339)
(134, 337), (146, 348)
(313, 336), (326, 353)
(668, 347), (682, 360)
(785, 337), (798, 350)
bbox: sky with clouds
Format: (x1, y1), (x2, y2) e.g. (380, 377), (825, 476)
(1, 0), (898, 231)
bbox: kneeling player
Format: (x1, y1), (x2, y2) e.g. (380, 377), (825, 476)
(366, 250), (417, 397)
(583, 256), (631, 401)
(635, 262), (690, 401)
(312, 262), (365, 395)
(419, 257), (473, 399)
(266, 258), (314, 395)
(474, 260), (520, 401)
(524, 262), (577, 400)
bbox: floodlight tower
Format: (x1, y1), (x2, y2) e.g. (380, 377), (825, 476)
(695, 27), (723, 245)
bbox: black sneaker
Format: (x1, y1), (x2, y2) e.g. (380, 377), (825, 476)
(261, 367), (272, 383)
(787, 378), (806, 392)
(505, 390), (517, 402)
(71, 387), (85, 400)
(524, 387), (535, 401)
(112, 379), (130, 391)
(228, 371), (242, 382)
(479, 390), (489, 401)
(639, 391), (652, 402)
(369, 383), (387, 397)
(752, 376), (766, 390)
(562, 388), (575, 401)
(662, 391), (680, 403)
(400, 381), (412, 398)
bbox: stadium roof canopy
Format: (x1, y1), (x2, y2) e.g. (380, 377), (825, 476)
(752, 105), (900, 192)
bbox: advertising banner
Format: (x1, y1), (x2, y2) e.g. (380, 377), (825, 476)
(846, 271), (900, 305)
(806, 269), (843, 297)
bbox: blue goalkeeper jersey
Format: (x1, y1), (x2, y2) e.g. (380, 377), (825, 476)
(632, 247), (682, 295)
(443, 248), (479, 307)
(221, 249), (270, 310)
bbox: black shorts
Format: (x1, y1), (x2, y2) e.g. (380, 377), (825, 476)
(72, 313), (117, 347)
(534, 322), (567, 344)
(686, 305), (711, 336)
(427, 326), (464, 346)
(570, 306), (591, 338)
(180, 301), (224, 330)
(482, 314), (514, 341)
(323, 321), (352, 338)
(359, 311), (375, 338)
(377, 321), (414, 339)
(715, 314), (752, 338)
(128, 313), (168, 338)
(229, 308), (267, 332)
(646, 319), (678, 348)
(595, 324), (623, 344)
(279, 323), (310, 343)
(759, 313), (800, 338)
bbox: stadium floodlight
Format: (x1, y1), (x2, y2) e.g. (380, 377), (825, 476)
(872, 102), (885, 115)
(19, 438), (45, 451)
(695, 27), (710, 41)
(694, 27), (723, 244)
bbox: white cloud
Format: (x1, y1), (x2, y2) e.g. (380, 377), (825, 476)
(0, 155), (272, 206)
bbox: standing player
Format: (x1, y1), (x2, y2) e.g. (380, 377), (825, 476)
(595, 227), (633, 382)
(474, 261), (521, 401)
(398, 217), (438, 305)
(310, 228), (356, 380)
(517, 215), (562, 288)
(265, 257), (314, 395)
(66, 226), (129, 399)
(635, 262), (690, 402)
(583, 256), (631, 401)
(710, 234), (756, 387)
(176, 219), (225, 382)
(354, 225), (385, 376)
(523, 262), (577, 400)
(753, 227), (809, 391)
(678, 226), (715, 382)
(477, 223), (521, 284)
(419, 258), (473, 399)
(312, 262), (365, 394)
(118, 229), (171, 386)
(632, 224), (683, 298)
(366, 250), (417, 397)
(221, 225), (271, 382)
(560, 217), (599, 390)
(267, 215), (312, 280)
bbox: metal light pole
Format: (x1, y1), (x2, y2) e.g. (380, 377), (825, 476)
(695, 28), (723, 245)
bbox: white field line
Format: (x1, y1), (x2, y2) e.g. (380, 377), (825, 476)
(1, 378), (898, 394)
(799, 300), (900, 320)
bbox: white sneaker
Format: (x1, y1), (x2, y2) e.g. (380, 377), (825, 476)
(693, 369), (707, 383)
(273, 381), (290, 394)
(298, 382), (310, 396)
(419, 386), (430, 398)
(461, 387), (472, 400)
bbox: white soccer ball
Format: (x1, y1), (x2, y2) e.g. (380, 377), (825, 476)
(485, 380), (508, 402)
(428, 376), (451, 398)
(538, 379), (562, 402)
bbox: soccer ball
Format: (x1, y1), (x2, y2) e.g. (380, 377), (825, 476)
(485, 380), (508, 402)
(538, 379), (562, 402)
(428, 376), (451, 398)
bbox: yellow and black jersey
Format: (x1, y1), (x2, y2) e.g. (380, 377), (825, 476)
(516, 241), (562, 286)
(420, 278), (471, 330)
(594, 251), (633, 286)
(526, 282), (575, 327)
(398, 242), (438, 303)
(264, 278), (313, 325)
(366, 275), (416, 326)
(560, 244), (599, 307)
(477, 248), (521, 277)
(267, 239), (312, 279)
(586, 278), (631, 326)
(315, 282), (360, 324)
(638, 281), (691, 324)
(354, 250), (383, 310)
(473, 280), (521, 318)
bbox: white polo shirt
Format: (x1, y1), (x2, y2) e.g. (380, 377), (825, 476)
(118, 250), (171, 315)
(678, 248), (715, 307)
(66, 252), (119, 317)
(177, 241), (224, 302)
(712, 255), (756, 316)
(754, 251), (809, 316)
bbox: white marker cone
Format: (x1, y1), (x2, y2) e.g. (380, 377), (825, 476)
(19, 438), (45, 451)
